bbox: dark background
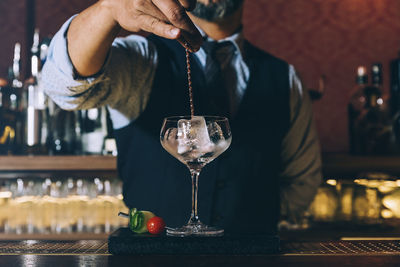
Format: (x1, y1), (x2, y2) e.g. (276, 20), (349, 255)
(1, 0), (400, 152)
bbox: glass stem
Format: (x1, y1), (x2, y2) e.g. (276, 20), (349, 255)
(188, 170), (200, 225)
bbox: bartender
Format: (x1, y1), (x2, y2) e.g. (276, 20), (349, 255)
(41, 0), (322, 234)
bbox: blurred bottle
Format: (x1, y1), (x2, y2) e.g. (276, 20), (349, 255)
(8, 43), (23, 111)
(0, 78), (15, 154)
(102, 108), (117, 156)
(0, 43), (23, 154)
(308, 75), (326, 101)
(391, 49), (400, 115)
(80, 107), (107, 154)
(348, 66), (368, 154)
(48, 102), (79, 155)
(10, 43), (24, 151)
(23, 29), (49, 155)
(390, 51), (400, 151)
(39, 37), (51, 68)
(349, 64), (394, 154)
(0, 78), (4, 104)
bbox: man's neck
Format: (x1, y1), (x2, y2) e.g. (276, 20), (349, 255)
(188, 7), (243, 40)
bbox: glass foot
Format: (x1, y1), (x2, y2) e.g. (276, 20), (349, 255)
(166, 222), (224, 237)
(166, 226), (193, 237)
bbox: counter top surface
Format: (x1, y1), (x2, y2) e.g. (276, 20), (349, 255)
(1, 239), (400, 266)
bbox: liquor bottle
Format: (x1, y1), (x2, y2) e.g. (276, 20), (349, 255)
(48, 101), (78, 155)
(352, 63), (393, 154)
(0, 78), (5, 104)
(102, 108), (117, 156)
(10, 43), (23, 110)
(308, 75), (326, 101)
(0, 78), (5, 105)
(391, 50), (400, 115)
(0, 79), (16, 155)
(12, 42), (24, 153)
(390, 52), (400, 151)
(40, 37), (51, 67)
(0, 43), (23, 154)
(348, 66), (368, 154)
(23, 29), (48, 154)
(80, 107), (107, 155)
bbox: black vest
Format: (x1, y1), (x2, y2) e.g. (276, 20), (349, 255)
(114, 36), (290, 234)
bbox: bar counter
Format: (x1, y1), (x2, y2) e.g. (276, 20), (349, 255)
(1, 238), (400, 266)
(1, 154), (400, 266)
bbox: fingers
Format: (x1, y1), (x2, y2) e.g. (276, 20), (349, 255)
(152, 0), (192, 32)
(178, 0), (197, 11)
(139, 14), (181, 39)
(152, 0), (202, 51)
(135, 0), (169, 23)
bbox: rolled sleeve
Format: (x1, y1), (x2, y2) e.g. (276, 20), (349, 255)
(41, 16), (157, 128)
(279, 65), (323, 223)
(41, 16), (99, 110)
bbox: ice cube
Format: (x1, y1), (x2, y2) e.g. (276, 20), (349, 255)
(177, 116), (213, 155)
(162, 127), (179, 155)
(207, 122), (225, 143)
(208, 121), (231, 156)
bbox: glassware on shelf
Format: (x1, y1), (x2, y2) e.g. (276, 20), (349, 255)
(382, 189), (400, 218)
(308, 181), (338, 222)
(160, 116), (232, 236)
(338, 182), (354, 221)
(0, 177), (128, 235)
(352, 184), (380, 224)
(307, 172), (400, 226)
(0, 181), (11, 232)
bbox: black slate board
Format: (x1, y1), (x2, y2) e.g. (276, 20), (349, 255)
(108, 228), (280, 255)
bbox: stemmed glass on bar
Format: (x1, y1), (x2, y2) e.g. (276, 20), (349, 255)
(160, 116), (231, 236)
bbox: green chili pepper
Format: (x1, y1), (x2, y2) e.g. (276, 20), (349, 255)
(128, 208), (155, 233)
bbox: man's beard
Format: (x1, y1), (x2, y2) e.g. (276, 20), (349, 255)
(191, 0), (244, 22)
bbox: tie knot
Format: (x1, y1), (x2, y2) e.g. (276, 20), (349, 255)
(203, 40), (236, 67)
(203, 39), (233, 51)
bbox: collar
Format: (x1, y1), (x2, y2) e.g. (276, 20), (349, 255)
(195, 24), (245, 59)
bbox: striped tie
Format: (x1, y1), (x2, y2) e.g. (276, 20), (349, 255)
(202, 40), (236, 118)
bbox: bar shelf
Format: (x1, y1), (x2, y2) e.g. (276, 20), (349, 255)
(322, 153), (400, 178)
(0, 155), (118, 179)
(1, 154), (400, 179)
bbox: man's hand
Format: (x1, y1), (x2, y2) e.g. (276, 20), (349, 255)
(102, 0), (202, 51)
(67, 0), (202, 76)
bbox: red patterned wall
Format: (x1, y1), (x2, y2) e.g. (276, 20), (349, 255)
(1, 0), (400, 152)
(243, 0), (400, 152)
(35, 0), (97, 38)
(0, 0), (27, 79)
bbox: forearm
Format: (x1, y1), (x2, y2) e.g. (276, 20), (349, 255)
(42, 16), (157, 127)
(67, 1), (121, 77)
